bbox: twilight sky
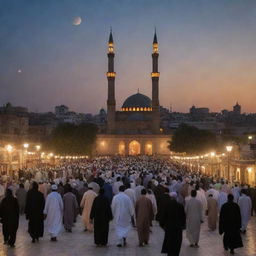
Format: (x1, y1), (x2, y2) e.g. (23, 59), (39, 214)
(1, 0), (256, 114)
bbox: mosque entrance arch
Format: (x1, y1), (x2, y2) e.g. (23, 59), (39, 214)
(129, 140), (141, 155)
(145, 142), (153, 155)
(118, 141), (126, 155)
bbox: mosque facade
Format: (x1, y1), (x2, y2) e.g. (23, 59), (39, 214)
(96, 31), (170, 155)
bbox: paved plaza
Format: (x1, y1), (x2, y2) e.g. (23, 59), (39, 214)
(0, 216), (255, 256)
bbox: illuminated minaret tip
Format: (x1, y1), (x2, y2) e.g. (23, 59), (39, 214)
(108, 28), (114, 53)
(153, 28), (158, 53)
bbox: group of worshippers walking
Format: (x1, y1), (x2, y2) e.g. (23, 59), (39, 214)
(0, 171), (253, 256)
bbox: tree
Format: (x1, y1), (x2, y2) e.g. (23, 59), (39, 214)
(44, 123), (98, 156)
(168, 123), (217, 154)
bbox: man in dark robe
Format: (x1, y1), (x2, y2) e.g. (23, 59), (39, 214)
(90, 188), (113, 246)
(25, 182), (45, 243)
(103, 181), (113, 204)
(159, 193), (186, 256)
(63, 184), (79, 232)
(219, 194), (243, 255)
(0, 189), (19, 247)
(156, 187), (171, 221)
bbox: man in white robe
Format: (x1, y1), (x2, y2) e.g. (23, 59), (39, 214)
(125, 184), (136, 207)
(44, 184), (63, 241)
(195, 185), (207, 218)
(238, 189), (252, 233)
(232, 184), (241, 203)
(111, 185), (134, 247)
(185, 190), (203, 248)
(218, 191), (228, 211)
(125, 183), (137, 227)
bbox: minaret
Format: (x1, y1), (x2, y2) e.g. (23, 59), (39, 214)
(151, 29), (160, 133)
(106, 29), (116, 133)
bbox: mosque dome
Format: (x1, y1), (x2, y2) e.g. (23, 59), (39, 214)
(121, 93), (152, 112)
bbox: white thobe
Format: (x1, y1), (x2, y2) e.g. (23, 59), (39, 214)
(146, 193), (158, 216)
(218, 192), (227, 211)
(238, 194), (252, 231)
(124, 188), (136, 207)
(232, 186), (241, 203)
(186, 190), (207, 219)
(111, 192), (134, 242)
(44, 191), (63, 237)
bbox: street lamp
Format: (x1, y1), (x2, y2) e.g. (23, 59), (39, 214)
(23, 143), (29, 149)
(23, 143), (29, 168)
(35, 145), (41, 167)
(226, 145), (233, 181)
(5, 144), (13, 153)
(5, 145), (13, 176)
(210, 152), (215, 176)
(35, 145), (41, 151)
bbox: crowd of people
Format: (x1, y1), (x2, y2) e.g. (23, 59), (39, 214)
(0, 156), (255, 255)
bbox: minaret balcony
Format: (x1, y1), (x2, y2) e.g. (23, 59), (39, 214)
(106, 72), (116, 77)
(151, 72), (160, 77)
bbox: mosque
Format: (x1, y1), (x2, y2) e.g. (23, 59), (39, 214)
(96, 31), (170, 155)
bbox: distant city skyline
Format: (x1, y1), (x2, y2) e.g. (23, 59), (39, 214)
(1, 0), (256, 114)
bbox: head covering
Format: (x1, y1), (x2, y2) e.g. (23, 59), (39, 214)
(51, 184), (58, 190)
(170, 192), (177, 198)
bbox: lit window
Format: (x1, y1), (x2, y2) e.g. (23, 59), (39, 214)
(136, 107), (139, 111)
(133, 108), (136, 111)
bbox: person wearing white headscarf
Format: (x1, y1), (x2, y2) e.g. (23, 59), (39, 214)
(111, 185), (134, 247)
(44, 184), (63, 241)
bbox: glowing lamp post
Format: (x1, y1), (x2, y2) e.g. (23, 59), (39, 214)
(23, 143), (29, 149)
(226, 145), (233, 181)
(35, 145), (41, 151)
(35, 145), (41, 167)
(210, 152), (215, 176)
(23, 143), (29, 168)
(5, 145), (13, 175)
(6, 144), (13, 153)
(248, 136), (253, 146)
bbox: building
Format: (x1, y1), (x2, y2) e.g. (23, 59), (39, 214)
(0, 103), (29, 144)
(55, 105), (69, 118)
(233, 102), (241, 115)
(96, 30), (170, 155)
